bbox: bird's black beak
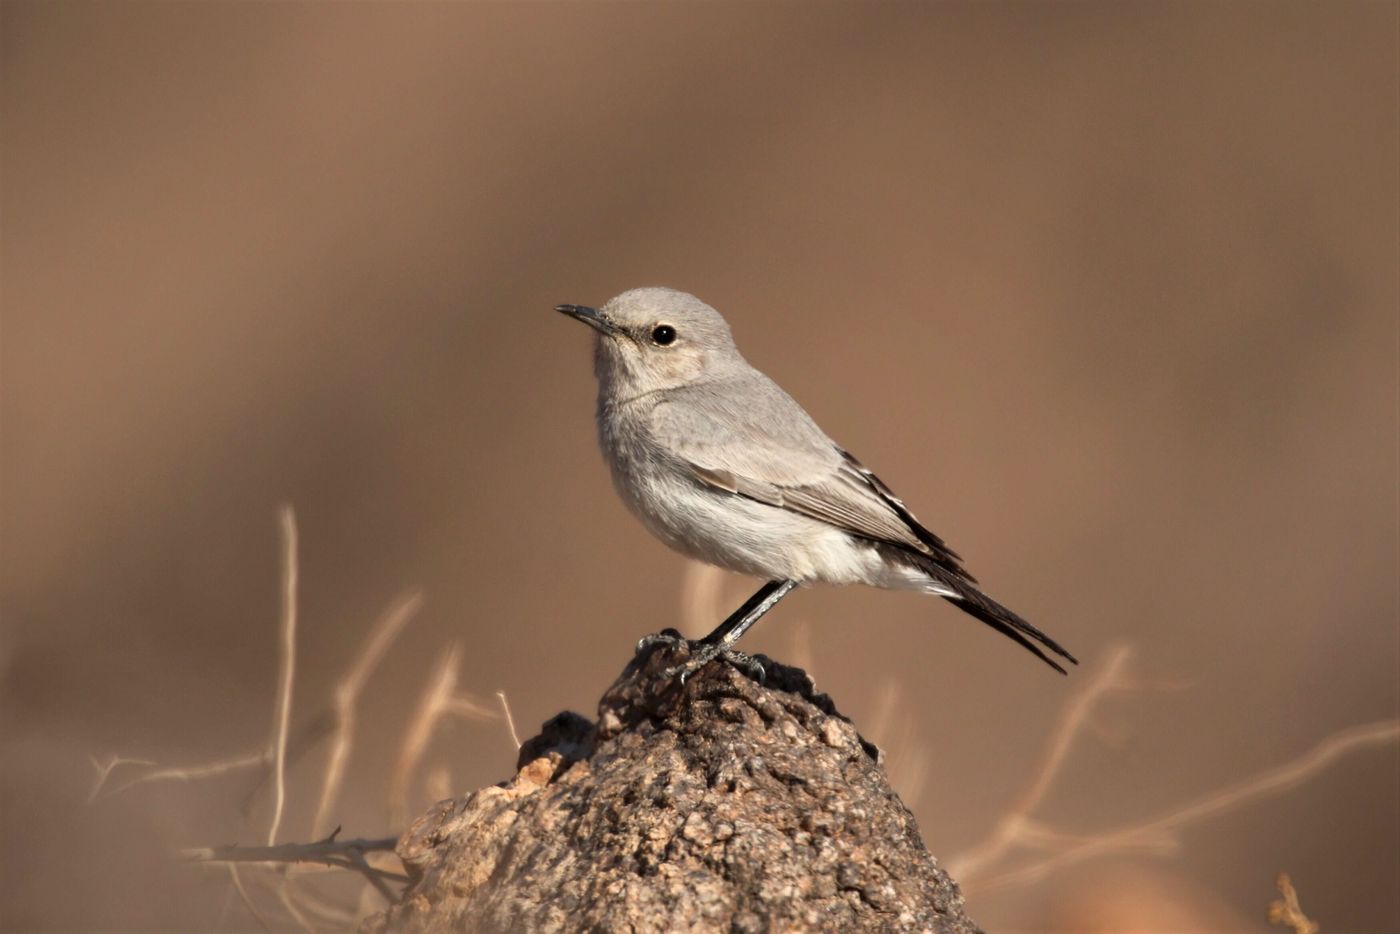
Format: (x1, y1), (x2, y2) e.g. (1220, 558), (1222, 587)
(555, 304), (619, 336)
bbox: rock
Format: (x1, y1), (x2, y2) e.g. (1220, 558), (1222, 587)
(366, 640), (980, 933)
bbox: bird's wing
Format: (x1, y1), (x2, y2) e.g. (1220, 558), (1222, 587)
(651, 377), (974, 583)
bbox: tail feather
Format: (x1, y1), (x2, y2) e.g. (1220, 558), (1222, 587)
(877, 542), (1078, 674)
(940, 587), (1078, 675)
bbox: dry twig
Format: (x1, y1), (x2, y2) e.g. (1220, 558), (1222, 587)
(311, 590), (424, 839)
(973, 719), (1399, 893)
(787, 617), (815, 679)
(1269, 872), (1320, 934)
(87, 754), (156, 803)
(388, 644), (496, 827)
(267, 504), (298, 847)
(951, 644), (1138, 883)
(866, 681), (929, 812)
(90, 750), (267, 802)
(680, 561), (728, 637)
(950, 644), (1399, 894)
(91, 506), (456, 927)
(496, 691), (522, 751)
(275, 875), (315, 934)
(185, 828), (406, 904)
(226, 864), (272, 933)
(277, 882), (358, 927)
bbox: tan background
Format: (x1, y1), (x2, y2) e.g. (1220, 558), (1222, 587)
(2, 2), (1396, 930)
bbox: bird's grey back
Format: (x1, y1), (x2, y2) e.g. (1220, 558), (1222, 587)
(648, 372), (842, 487)
(607, 365), (933, 559)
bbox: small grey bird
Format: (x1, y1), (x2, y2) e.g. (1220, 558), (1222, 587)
(557, 287), (1077, 678)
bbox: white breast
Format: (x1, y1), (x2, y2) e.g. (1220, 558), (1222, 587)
(597, 403), (903, 586)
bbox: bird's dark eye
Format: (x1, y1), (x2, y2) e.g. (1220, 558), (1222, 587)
(651, 324), (677, 346)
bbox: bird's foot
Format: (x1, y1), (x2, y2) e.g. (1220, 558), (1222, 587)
(634, 629), (767, 684)
(635, 628), (687, 655)
(668, 643), (767, 684)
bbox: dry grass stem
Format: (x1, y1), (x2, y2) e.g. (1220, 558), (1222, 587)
(93, 515), (467, 927)
(445, 696), (496, 719)
(680, 561), (727, 637)
(86, 754), (156, 803)
(960, 686), (1398, 893)
(91, 749), (267, 801)
(951, 644), (1137, 883)
(282, 882), (358, 927)
(866, 681), (928, 811)
(226, 865), (272, 933)
(213, 876), (236, 930)
(389, 644), (497, 826)
(787, 618), (815, 678)
(1269, 872), (1320, 934)
(267, 504), (298, 847)
(186, 831), (405, 906)
(276, 879), (315, 934)
(497, 690), (522, 750)
(952, 643), (1398, 895)
(974, 719), (1399, 893)
(311, 590), (425, 839)
(425, 765), (453, 804)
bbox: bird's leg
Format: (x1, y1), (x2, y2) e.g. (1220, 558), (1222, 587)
(635, 580), (787, 656)
(697, 579), (797, 649)
(637, 579), (798, 683)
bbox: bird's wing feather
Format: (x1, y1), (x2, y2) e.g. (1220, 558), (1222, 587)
(651, 377), (974, 582)
(688, 461), (925, 551)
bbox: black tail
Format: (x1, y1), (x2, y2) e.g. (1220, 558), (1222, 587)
(940, 583), (1078, 675)
(876, 542), (1078, 674)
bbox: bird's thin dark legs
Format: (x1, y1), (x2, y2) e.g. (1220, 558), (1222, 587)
(637, 579), (799, 682)
(698, 579), (798, 649)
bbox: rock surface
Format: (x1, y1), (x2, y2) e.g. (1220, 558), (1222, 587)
(366, 637), (980, 933)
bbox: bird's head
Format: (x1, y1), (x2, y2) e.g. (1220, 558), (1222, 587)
(556, 287), (741, 401)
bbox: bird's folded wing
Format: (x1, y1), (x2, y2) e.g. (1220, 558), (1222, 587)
(688, 461), (926, 552)
(651, 381), (969, 577)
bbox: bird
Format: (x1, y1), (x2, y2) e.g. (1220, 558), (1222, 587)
(556, 287), (1077, 680)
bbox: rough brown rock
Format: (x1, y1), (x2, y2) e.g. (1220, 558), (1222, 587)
(367, 636), (980, 933)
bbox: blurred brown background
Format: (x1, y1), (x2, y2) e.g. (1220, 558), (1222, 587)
(2, 2), (1396, 930)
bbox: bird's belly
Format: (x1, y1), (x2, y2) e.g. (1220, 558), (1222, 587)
(609, 457), (882, 585)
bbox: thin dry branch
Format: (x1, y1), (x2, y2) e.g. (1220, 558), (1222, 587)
(390, 644), (460, 827)
(951, 648), (1399, 896)
(267, 504), (298, 847)
(89, 705), (335, 807)
(1269, 872), (1320, 934)
(226, 865), (272, 932)
(388, 644), (497, 827)
(87, 754), (156, 803)
(275, 875), (315, 934)
(866, 681), (929, 812)
(679, 561), (728, 637)
(186, 830), (406, 904)
(237, 706), (337, 814)
(950, 644), (1137, 882)
(91, 750), (267, 801)
(282, 878), (359, 927)
(976, 719), (1400, 893)
(94, 509), (454, 927)
(787, 617), (815, 678)
(311, 590), (424, 839)
(425, 765), (453, 804)
(496, 691), (522, 751)
(445, 696), (496, 719)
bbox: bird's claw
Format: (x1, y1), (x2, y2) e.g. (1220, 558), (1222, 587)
(636, 630), (767, 683)
(665, 646), (766, 685)
(635, 628), (686, 655)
